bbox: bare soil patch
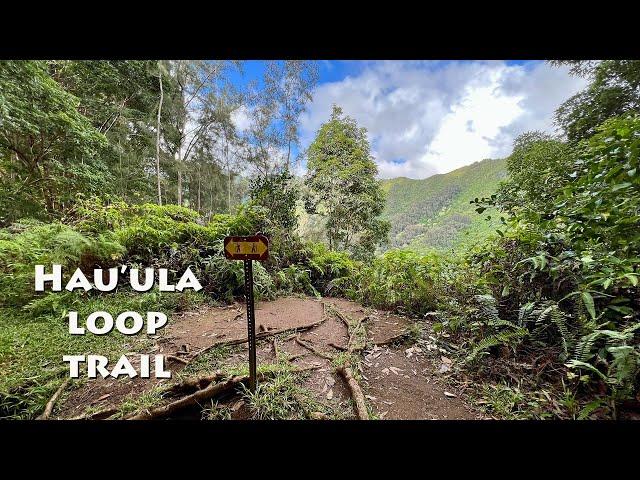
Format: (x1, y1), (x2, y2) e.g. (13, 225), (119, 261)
(361, 345), (481, 419)
(57, 295), (482, 420)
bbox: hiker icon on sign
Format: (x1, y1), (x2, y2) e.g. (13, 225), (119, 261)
(235, 243), (241, 253)
(251, 243), (257, 253)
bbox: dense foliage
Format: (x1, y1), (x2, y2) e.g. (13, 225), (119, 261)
(553, 60), (640, 143)
(460, 105), (640, 415)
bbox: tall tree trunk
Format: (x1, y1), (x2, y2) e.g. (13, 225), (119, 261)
(119, 140), (124, 198)
(226, 137), (231, 213)
(176, 150), (182, 206)
(156, 69), (164, 206)
(197, 169), (201, 212)
(228, 167), (232, 213)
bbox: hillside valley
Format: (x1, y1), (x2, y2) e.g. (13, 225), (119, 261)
(380, 158), (507, 252)
(299, 158), (508, 253)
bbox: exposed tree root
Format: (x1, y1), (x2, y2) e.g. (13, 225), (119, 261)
(166, 354), (189, 365)
(337, 366), (369, 420)
(126, 365), (322, 421)
(374, 331), (409, 346)
(68, 407), (120, 421)
(295, 336), (334, 361)
(166, 371), (225, 394)
(186, 311), (329, 365)
(37, 378), (71, 420)
(298, 303), (373, 420)
(325, 304), (350, 328)
(296, 337), (370, 419)
(287, 352), (309, 362)
(126, 375), (249, 420)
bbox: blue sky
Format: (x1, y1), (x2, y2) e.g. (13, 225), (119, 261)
(231, 60), (587, 179)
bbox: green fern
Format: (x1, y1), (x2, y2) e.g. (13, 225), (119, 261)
(467, 329), (529, 362)
(578, 399), (608, 420)
(568, 321), (640, 401)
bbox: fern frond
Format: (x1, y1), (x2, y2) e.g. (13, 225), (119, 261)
(467, 329), (529, 362)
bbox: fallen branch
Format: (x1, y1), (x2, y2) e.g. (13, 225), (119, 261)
(37, 378), (71, 420)
(337, 366), (369, 420)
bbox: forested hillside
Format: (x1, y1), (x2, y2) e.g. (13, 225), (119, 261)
(380, 158), (507, 251)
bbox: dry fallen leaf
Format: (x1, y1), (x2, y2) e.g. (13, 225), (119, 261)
(444, 391), (457, 398)
(326, 389), (334, 400)
(438, 363), (451, 374)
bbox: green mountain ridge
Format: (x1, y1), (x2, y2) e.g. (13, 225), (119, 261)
(380, 158), (508, 252)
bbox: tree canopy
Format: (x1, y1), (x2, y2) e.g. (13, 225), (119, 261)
(304, 105), (389, 257)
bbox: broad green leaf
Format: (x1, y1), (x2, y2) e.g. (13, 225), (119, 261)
(624, 273), (638, 287)
(581, 291), (596, 320)
(611, 182), (632, 191)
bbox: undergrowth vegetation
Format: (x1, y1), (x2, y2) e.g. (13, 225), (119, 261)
(0, 197), (360, 418)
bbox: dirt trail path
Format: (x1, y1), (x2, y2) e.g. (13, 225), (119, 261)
(58, 296), (483, 420)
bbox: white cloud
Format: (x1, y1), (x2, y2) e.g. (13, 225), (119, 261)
(231, 105), (252, 132)
(300, 61), (588, 179)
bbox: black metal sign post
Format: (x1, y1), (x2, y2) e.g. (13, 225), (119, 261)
(243, 259), (257, 392)
(223, 234), (269, 393)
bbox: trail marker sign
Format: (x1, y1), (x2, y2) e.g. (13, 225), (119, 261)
(224, 235), (269, 261)
(223, 234), (269, 392)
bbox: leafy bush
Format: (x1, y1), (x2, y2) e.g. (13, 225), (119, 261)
(443, 115), (640, 412)
(0, 221), (124, 307)
(273, 265), (319, 297)
(356, 249), (442, 315)
(306, 242), (356, 296)
(0, 198), (272, 310)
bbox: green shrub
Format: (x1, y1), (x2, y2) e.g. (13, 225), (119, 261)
(356, 249), (442, 315)
(273, 264), (319, 297)
(306, 242), (356, 296)
(0, 222), (124, 307)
